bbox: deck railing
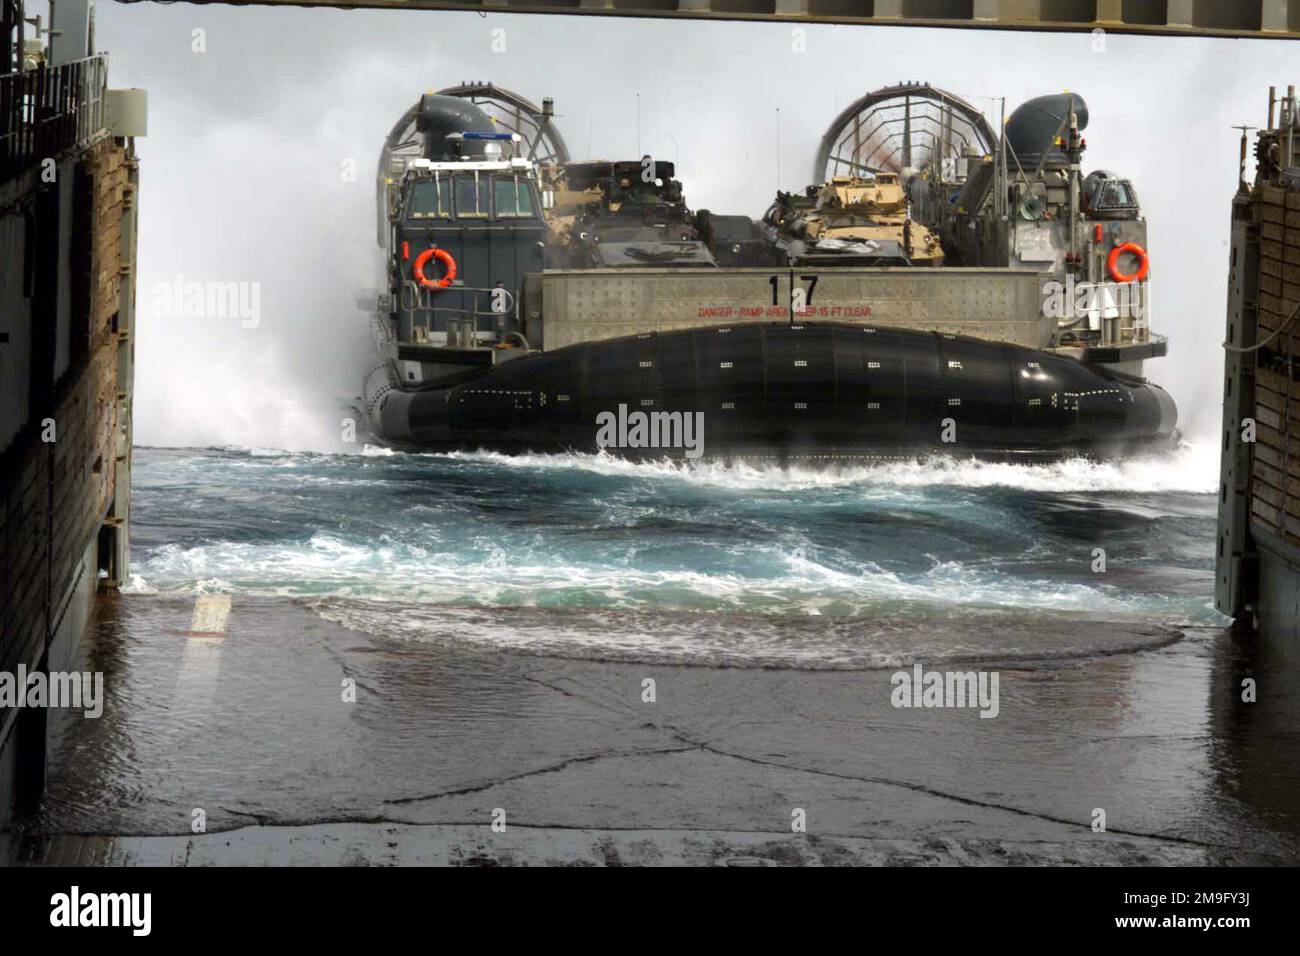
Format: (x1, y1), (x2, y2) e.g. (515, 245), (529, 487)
(0, 54), (107, 185)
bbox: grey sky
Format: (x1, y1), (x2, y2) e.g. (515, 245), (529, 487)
(91, 4), (1296, 449)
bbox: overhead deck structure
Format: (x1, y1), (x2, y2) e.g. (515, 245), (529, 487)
(115, 0), (1300, 40)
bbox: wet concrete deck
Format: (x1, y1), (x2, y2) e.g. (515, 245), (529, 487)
(4, 594), (1299, 866)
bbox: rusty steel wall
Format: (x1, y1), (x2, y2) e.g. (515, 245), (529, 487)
(1251, 186), (1300, 541)
(1217, 111), (1300, 645)
(0, 137), (137, 822)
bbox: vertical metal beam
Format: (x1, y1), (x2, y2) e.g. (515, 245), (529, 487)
(2, 0), (18, 75)
(852, 112), (861, 176)
(1095, 0), (1124, 23)
(108, 141), (139, 587)
(1263, 0), (1289, 32)
(1216, 192), (1260, 620)
(902, 93), (911, 170)
(1167, 0), (1196, 28)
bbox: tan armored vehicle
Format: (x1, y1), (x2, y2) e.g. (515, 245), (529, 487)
(763, 172), (945, 267)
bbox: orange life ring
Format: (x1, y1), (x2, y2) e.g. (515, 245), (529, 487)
(1106, 242), (1149, 283)
(413, 247), (457, 289)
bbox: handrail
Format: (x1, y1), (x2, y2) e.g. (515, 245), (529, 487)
(1, 54), (108, 186)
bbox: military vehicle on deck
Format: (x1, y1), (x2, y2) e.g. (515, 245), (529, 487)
(763, 172), (945, 267)
(543, 157), (716, 268)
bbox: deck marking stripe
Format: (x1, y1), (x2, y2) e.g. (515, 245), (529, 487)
(184, 594), (232, 638)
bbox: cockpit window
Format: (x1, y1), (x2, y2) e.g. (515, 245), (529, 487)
(1095, 180), (1137, 210)
(408, 179), (451, 219)
(455, 176), (486, 218)
(494, 176), (536, 218)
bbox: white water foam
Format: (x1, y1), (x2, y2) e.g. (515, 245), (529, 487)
(182, 435), (1217, 497)
(131, 530), (1213, 624)
(434, 439), (1219, 496)
(307, 598), (1183, 670)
